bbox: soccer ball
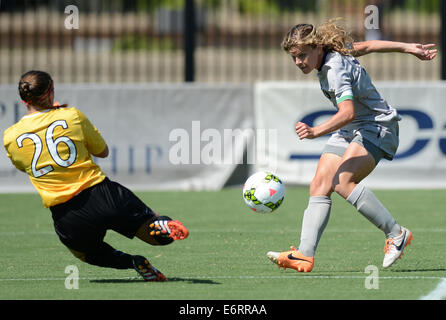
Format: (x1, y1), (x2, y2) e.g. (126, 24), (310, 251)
(242, 171), (285, 213)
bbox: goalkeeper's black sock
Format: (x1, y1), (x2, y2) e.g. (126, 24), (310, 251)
(85, 242), (133, 269)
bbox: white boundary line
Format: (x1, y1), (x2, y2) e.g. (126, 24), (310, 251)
(419, 278), (446, 300)
(0, 275), (444, 282)
(1, 228), (446, 236)
(3, 275), (446, 300)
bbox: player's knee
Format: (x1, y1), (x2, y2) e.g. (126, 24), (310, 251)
(332, 176), (343, 193)
(332, 182), (343, 196)
(310, 176), (333, 197)
(332, 178), (354, 199)
(68, 248), (87, 262)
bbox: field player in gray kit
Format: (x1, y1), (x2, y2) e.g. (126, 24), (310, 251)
(267, 19), (437, 272)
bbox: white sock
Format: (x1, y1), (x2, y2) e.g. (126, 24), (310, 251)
(346, 184), (401, 238)
(298, 196), (332, 257)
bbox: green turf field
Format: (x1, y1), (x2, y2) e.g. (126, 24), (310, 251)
(0, 187), (445, 300)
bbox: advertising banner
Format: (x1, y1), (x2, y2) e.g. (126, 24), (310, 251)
(254, 82), (446, 189)
(0, 84), (253, 192)
(2, 81), (446, 192)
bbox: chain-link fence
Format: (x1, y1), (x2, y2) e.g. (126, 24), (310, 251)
(0, 0), (442, 84)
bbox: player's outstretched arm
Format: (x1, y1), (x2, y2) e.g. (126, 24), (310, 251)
(92, 145), (109, 158)
(296, 100), (355, 140)
(352, 40), (437, 60)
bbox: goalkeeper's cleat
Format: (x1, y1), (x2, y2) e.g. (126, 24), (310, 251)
(383, 226), (413, 268)
(132, 255), (167, 282)
(166, 220), (189, 240)
(149, 216), (189, 241)
(267, 246), (314, 272)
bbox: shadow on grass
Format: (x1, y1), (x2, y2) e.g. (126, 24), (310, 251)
(312, 268), (446, 274)
(90, 277), (220, 285)
(391, 268), (446, 273)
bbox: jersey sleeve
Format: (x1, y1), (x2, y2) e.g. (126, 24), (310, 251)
(76, 109), (107, 156)
(325, 59), (354, 104)
(3, 129), (25, 171)
(3, 130), (12, 161)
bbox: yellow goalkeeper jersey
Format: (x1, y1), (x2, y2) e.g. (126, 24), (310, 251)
(3, 107), (107, 207)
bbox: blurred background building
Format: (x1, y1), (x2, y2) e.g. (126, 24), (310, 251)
(0, 0), (443, 84)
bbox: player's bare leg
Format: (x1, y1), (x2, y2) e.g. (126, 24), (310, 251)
(332, 141), (376, 199)
(68, 248), (87, 262)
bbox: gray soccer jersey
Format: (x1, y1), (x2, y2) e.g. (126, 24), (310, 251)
(317, 50), (400, 160)
(317, 51), (401, 124)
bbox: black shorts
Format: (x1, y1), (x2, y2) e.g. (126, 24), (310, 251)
(50, 178), (156, 253)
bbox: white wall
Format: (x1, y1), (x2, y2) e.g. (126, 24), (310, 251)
(2, 81), (446, 192)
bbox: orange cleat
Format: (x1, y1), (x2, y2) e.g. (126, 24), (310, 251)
(132, 255), (167, 282)
(267, 246), (314, 272)
(166, 220), (189, 240)
(149, 217), (189, 241)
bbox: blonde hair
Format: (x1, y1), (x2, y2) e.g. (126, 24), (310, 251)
(281, 19), (354, 56)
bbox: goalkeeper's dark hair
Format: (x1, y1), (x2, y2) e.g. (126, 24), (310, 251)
(18, 70), (53, 108)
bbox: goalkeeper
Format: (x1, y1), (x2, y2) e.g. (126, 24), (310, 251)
(3, 70), (189, 282)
